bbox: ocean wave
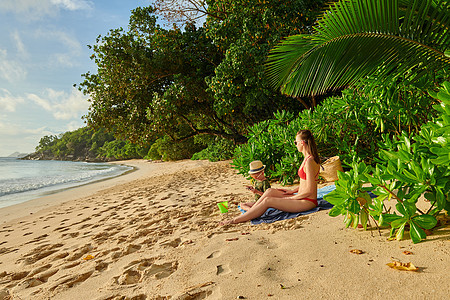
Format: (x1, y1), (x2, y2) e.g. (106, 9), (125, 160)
(0, 160), (132, 198)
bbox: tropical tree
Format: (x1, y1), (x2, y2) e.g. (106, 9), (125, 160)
(79, 2), (330, 147)
(266, 0), (450, 98)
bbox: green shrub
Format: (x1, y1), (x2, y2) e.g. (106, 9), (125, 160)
(145, 135), (205, 161)
(98, 139), (149, 160)
(231, 81), (439, 184)
(325, 81), (450, 243)
(191, 136), (236, 162)
(231, 110), (301, 184)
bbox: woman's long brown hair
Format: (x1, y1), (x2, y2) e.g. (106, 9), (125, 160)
(297, 130), (320, 164)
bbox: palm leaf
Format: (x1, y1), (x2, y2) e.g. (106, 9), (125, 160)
(266, 0), (450, 97)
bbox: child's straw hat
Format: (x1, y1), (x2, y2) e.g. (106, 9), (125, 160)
(248, 160), (265, 174)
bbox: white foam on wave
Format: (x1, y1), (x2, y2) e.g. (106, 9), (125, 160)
(0, 159), (133, 207)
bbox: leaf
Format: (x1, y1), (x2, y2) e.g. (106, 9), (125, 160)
(381, 213), (403, 226)
(391, 218), (407, 229)
(344, 212), (352, 228)
(329, 206), (343, 217)
(402, 251), (413, 255)
(396, 223), (405, 241)
(266, 0), (450, 97)
(386, 261), (418, 271)
(360, 209), (369, 231)
(350, 249), (364, 254)
(351, 213), (360, 229)
(409, 221), (427, 244)
(83, 255), (95, 260)
(324, 190), (348, 206)
(412, 215), (437, 230)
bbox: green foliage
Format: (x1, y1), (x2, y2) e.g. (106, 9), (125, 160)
(266, 0), (450, 97)
(79, 3), (328, 146)
(232, 80), (439, 183)
(205, 0), (328, 111)
(33, 127), (151, 161)
(191, 136), (236, 162)
(231, 110), (302, 185)
(144, 135), (205, 161)
(325, 81), (450, 244)
(97, 140), (149, 160)
(34, 127), (114, 160)
(35, 135), (58, 152)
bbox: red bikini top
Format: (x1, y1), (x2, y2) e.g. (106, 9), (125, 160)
(298, 156), (319, 180)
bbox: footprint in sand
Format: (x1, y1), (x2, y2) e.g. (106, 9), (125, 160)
(117, 269), (141, 285)
(95, 261), (109, 272)
(63, 261), (81, 269)
(144, 261), (179, 279)
(17, 268), (59, 288)
(49, 270), (94, 291)
(54, 252), (69, 260)
(117, 258), (178, 284)
(66, 244), (93, 261)
(19, 243), (64, 265)
(216, 264), (231, 275)
(61, 232), (80, 238)
(159, 238), (181, 248)
(28, 264), (53, 277)
(176, 288), (214, 300)
(124, 244), (142, 255)
(207, 251), (222, 259)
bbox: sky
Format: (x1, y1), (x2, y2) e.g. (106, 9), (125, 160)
(0, 0), (156, 156)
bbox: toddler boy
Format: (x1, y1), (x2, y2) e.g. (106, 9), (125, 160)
(246, 160), (271, 200)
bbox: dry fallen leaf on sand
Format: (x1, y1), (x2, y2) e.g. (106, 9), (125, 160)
(83, 255), (94, 260)
(225, 238), (239, 241)
(402, 251), (413, 255)
(350, 249), (364, 254)
(386, 261), (418, 271)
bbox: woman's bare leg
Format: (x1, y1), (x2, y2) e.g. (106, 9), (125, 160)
(231, 197), (316, 224)
(241, 188), (286, 211)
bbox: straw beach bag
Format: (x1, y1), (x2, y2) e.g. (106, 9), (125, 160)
(319, 156), (344, 182)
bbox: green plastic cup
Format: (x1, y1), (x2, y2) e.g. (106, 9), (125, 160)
(217, 201), (229, 213)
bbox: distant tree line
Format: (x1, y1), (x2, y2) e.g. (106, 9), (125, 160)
(29, 127), (149, 161)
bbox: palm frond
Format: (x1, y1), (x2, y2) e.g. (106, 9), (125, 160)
(266, 0), (450, 97)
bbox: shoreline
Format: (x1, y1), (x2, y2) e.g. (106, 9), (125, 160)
(0, 160), (146, 224)
(0, 159), (448, 299)
(0, 160), (136, 211)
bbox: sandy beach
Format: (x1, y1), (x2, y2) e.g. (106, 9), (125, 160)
(0, 159), (448, 300)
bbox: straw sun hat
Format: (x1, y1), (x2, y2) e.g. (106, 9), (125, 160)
(248, 160), (265, 174)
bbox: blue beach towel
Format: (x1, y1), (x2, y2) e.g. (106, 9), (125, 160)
(239, 185), (336, 225)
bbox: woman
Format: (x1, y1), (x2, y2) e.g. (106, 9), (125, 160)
(220, 130), (320, 225)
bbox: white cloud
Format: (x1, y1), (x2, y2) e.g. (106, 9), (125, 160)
(51, 0), (93, 11)
(0, 0), (54, 20)
(12, 30), (28, 58)
(35, 29), (83, 67)
(27, 87), (89, 120)
(0, 88), (25, 112)
(0, 122), (58, 156)
(0, 0), (93, 20)
(0, 49), (28, 83)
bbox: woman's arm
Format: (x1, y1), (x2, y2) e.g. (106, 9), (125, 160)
(281, 186), (299, 195)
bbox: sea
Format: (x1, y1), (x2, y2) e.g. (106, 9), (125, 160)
(0, 157), (133, 209)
